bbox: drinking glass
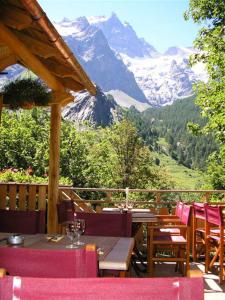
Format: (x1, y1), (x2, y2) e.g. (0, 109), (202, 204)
(127, 202), (134, 211)
(117, 202), (125, 213)
(74, 219), (85, 246)
(65, 222), (78, 248)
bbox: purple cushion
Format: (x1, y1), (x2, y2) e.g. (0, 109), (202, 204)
(0, 209), (46, 234)
(74, 212), (132, 237)
(57, 200), (74, 224)
(0, 246), (97, 278)
(0, 277), (204, 300)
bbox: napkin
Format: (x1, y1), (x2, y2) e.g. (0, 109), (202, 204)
(46, 235), (64, 243)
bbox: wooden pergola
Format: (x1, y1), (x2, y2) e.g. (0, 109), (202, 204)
(0, 0), (96, 233)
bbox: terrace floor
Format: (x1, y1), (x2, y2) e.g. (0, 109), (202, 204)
(134, 261), (225, 300)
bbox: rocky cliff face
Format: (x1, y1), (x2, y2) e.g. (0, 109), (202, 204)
(54, 17), (147, 103)
(88, 12), (158, 58)
(1, 14), (208, 110)
(62, 86), (122, 127)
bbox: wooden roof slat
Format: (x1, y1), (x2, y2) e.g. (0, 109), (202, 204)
(38, 57), (83, 82)
(0, 0), (96, 106)
(0, 54), (17, 71)
(0, 5), (33, 30)
(56, 77), (85, 92)
(14, 30), (62, 59)
(0, 21), (64, 91)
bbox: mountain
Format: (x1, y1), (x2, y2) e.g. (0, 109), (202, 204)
(120, 49), (207, 106)
(86, 13), (207, 107)
(126, 96), (217, 170)
(88, 12), (158, 58)
(54, 17), (147, 103)
(1, 14), (208, 108)
(106, 90), (150, 112)
(62, 86), (122, 126)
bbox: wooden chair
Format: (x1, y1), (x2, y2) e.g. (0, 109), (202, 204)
(192, 202), (207, 262)
(0, 209), (46, 234)
(205, 205), (225, 284)
(0, 276), (204, 300)
(156, 201), (184, 235)
(0, 244), (97, 278)
(148, 204), (192, 277)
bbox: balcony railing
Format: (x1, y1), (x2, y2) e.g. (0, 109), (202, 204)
(1, 182), (225, 215)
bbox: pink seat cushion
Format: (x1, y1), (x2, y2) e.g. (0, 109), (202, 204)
(206, 206), (223, 226)
(159, 228), (180, 234)
(154, 235), (187, 243)
(0, 277), (204, 300)
(0, 209), (46, 234)
(193, 203), (206, 220)
(74, 212), (132, 237)
(0, 247), (97, 278)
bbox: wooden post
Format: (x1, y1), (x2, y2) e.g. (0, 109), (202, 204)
(48, 104), (61, 233)
(0, 95), (3, 125)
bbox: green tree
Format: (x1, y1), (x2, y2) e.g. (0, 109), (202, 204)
(185, 0), (225, 188)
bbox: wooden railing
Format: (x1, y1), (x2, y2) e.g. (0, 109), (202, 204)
(0, 182), (48, 211)
(1, 182), (225, 214)
(58, 187), (225, 213)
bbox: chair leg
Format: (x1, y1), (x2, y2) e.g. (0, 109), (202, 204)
(219, 242), (224, 284)
(205, 237), (210, 273)
(148, 227), (154, 277)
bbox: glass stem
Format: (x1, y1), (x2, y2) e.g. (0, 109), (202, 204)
(77, 233), (80, 244)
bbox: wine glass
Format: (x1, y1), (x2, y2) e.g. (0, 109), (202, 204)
(117, 202), (125, 213)
(127, 202), (134, 211)
(65, 222), (78, 248)
(74, 219), (85, 246)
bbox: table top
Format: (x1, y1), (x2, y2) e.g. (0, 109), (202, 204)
(0, 233), (134, 271)
(102, 208), (158, 223)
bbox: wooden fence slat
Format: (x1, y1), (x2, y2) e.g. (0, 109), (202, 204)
(28, 185), (37, 211)
(8, 184), (17, 209)
(18, 185), (27, 210)
(38, 185), (47, 210)
(0, 184), (7, 209)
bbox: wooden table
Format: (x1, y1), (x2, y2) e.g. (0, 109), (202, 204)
(0, 233), (134, 274)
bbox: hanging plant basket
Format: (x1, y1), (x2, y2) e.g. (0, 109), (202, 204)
(2, 78), (51, 110)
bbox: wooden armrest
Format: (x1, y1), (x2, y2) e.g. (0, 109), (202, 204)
(158, 219), (181, 223)
(148, 225), (187, 229)
(187, 269), (203, 278)
(157, 215), (179, 218)
(0, 268), (6, 278)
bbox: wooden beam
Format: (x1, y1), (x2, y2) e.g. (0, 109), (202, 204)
(39, 57), (83, 83)
(0, 55), (17, 72)
(0, 94), (3, 125)
(0, 5), (33, 30)
(15, 31), (62, 59)
(58, 77), (85, 91)
(48, 104), (61, 233)
(0, 21), (64, 91)
(50, 91), (74, 105)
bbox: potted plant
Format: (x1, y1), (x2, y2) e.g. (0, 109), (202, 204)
(1, 78), (51, 109)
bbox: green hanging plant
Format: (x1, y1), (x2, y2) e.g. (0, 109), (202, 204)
(2, 78), (51, 109)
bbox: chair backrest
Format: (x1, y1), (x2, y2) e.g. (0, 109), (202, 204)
(205, 205), (223, 226)
(74, 212), (132, 237)
(193, 203), (207, 220)
(180, 204), (192, 226)
(175, 201), (184, 218)
(57, 200), (74, 224)
(0, 245), (97, 278)
(0, 209), (46, 234)
(0, 277), (204, 300)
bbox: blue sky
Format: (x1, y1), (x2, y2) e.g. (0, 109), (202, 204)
(39, 0), (200, 53)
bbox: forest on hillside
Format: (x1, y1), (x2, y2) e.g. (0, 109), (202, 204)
(0, 109), (173, 190)
(126, 96), (218, 170)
